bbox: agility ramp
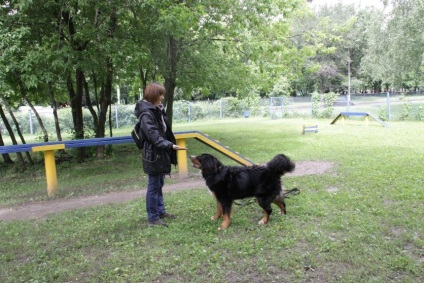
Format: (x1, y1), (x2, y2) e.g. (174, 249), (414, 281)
(173, 130), (256, 179)
(175, 130), (256, 165)
(330, 112), (390, 127)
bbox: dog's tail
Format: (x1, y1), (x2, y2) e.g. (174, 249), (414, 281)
(266, 154), (295, 176)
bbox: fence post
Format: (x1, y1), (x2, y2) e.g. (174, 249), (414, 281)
(188, 102), (191, 122)
(115, 104), (119, 128)
(29, 110), (33, 134)
(220, 100), (222, 119)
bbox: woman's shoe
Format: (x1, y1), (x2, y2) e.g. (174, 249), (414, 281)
(159, 212), (176, 219)
(148, 219), (168, 227)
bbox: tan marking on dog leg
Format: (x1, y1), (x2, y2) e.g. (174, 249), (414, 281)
(258, 210), (269, 225)
(273, 194), (287, 215)
(218, 214), (231, 230)
(212, 201), (223, 220)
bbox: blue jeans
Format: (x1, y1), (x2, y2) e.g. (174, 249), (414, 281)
(146, 174), (166, 221)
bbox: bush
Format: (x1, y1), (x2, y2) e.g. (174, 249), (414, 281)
(378, 106), (388, 121)
(416, 104), (424, 121)
(311, 91), (338, 118)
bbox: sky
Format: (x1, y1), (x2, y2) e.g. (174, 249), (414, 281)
(310, 0), (386, 9)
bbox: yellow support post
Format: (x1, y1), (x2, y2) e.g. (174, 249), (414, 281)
(32, 144), (65, 197)
(365, 115), (369, 126)
(175, 138), (188, 178)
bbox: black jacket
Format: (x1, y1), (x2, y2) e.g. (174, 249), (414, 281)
(134, 100), (177, 174)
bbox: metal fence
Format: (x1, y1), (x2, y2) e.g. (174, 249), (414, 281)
(2, 92), (424, 136)
(173, 92), (424, 122)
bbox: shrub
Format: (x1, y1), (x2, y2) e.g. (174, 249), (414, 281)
(416, 104), (424, 121)
(311, 92), (320, 117)
(378, 106), (388, 121)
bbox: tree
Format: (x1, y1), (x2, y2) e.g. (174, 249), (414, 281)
(0, 93), (34, 165)
(362, 0), (424, 90)
(1, 0), (306, 153)
(125, 0), (306, 127)
(0, 103), (26, 168)
(291, 2), (379, 95)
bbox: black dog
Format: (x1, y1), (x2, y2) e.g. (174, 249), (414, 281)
(190, 153), (295, 230)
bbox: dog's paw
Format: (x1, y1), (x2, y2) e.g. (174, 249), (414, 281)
(258, 219), (266, 225)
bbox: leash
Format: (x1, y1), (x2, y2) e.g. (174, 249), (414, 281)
(234, 188), (300, 206)
(283, 188), (300, 198)
(234, 198), (256, 206)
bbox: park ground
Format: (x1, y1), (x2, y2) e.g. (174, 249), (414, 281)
(0, 160), (334, 222)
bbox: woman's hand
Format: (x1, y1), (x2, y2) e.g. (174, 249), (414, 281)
(172, 145), (187, 151)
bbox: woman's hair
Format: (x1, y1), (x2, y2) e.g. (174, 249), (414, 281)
(144, 82), (166, 104)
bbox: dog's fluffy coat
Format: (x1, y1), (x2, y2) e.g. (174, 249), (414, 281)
(190, 153), (295, 230)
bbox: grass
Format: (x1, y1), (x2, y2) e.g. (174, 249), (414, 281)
(1, 117), (423, 282)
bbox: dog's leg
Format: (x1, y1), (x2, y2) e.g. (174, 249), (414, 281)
(273, 193), (287, 215)
(218, 201), (232, 230)
(256, 197), (273, 225)
(212, 200), (223, 220)
(258, 209), (271, 225)
(218, 213), (231, 230)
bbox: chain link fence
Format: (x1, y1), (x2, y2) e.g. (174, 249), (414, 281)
(1, 92), (424, 136)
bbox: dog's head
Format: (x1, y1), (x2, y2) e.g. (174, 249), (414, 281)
(266, 154), (296, 175)
(190, 153), (223, 175)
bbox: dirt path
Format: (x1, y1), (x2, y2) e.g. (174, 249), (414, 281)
(0, 161), (335, 222)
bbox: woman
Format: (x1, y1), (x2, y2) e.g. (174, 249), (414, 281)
(134, 82), (186, 227)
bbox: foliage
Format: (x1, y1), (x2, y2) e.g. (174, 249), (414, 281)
(416, 104), (424, 121)
(268, 77), (291, 98)
(361, 0), (424, 89)
(240, 90), (261, 111)
(399, 95), (412, 121)
(1, 0), (307, 142)
(378, 106), (388, 121)
(311, 91), (320, 117)
(311, 91), (338, 118)
(291, 2), (367, 94)
(321, 91), (339, 118)
(2, 0), (424, 157)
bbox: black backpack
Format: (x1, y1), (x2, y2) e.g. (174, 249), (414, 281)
(131, 114), (144, 149)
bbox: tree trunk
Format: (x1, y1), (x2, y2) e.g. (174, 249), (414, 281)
(164, 78), (176, 129)
(67, 70), (85, 162)
(48, 83), (69, 158)
(83, 73), (99, 130)
(108, 103), (112, 137)
(0, 130), (14, 164)
(0, 104), (25, 168)
(95, 57), (114, 158)
(61, 9), (87, 162)
(91, 70), (100, 113)
(95, 9), (116, 157)
(18, 79), (49, 143)
(139, 66), (157, 100)
(48, 83), (63, 142)
(0, 93), (34, 165)
(163, 35), (181, 129)
(139, 67), (148, 96)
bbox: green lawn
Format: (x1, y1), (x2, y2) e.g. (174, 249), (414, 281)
(1, 117), (423, 282)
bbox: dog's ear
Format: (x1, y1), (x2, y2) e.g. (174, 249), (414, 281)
(200, 154), (222, 174)
(211, 156), (223, 173)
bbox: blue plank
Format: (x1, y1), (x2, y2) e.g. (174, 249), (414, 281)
(0, 137), (132, 154)
(0, 131), (193, 154)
